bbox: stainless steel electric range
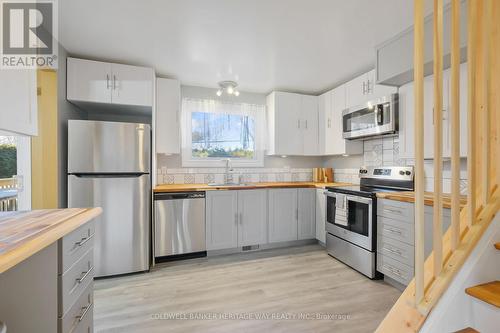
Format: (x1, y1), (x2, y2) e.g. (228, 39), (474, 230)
(324, 166), (414, 279)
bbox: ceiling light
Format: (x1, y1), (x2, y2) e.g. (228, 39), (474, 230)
(216, 81), (239, 97)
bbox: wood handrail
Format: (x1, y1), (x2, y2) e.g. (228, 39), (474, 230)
(376, 0), (500, 330)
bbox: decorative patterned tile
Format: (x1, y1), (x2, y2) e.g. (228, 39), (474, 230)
(275, 173), (284, 182)
(164, 174), (174, 184)
(184, 174), (195, 184)
(194, 174), (205, 184)
(259, 174), (268, 182)
(204, 174), (215, 184)
(156, 174), (164, 184)
(292, 173), (300, 182)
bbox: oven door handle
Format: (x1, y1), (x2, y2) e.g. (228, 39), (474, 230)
(346, 195), (373, 205)
(323, 191), (337, 198)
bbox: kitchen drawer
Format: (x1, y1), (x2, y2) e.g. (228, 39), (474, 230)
(378, 216), (414, 245)
(59, 282), (93, 333)
(59, 248), (94, 316)
(377, 254), (414, 286)
(377, 234), (414, 267)
(377, 199), (414, 222)
(59, 220), (95, 274)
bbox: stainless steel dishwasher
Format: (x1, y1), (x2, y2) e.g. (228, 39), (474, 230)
(154, 191), (206, 262)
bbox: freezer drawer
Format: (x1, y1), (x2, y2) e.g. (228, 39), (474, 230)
(68, 120), (150, 174)
(154, 192), (206, 257)
(68, 174), (150, 277)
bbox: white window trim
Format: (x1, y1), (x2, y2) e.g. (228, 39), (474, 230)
(181, 98), (265, 167)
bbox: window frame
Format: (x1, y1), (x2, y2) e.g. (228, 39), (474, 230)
(181, 98), (265, 167)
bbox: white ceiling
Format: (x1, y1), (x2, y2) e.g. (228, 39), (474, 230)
(59, 0), (436, 95)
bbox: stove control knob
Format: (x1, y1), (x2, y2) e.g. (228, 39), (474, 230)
(399, 171), (405, 175)
(405, 171), (412, 176)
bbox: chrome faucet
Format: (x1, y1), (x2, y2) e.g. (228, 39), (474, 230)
(224, 159), (233, 184)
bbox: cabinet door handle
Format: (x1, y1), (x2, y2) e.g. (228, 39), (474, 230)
(76, 302), (93, 322)
(362, 81), (367, 95)
(75, 233), (94, 247)
(327, 118), (331, 128)
(367, 79), (372, 94)
(305, 120), (308, 129)
(235, 213), (238, 224)
(106, 74), (110, 89)
(76, 266), (94, 284)
(113, 75), (117, 90)
(297, 119), (301, 129)
(239, 212), (243, 225)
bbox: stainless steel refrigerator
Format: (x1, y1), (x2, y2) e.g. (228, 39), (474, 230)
(68, 120), (150, 277)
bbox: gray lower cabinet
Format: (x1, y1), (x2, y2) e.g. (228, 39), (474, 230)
(58, 220), (96, 333)
(206, 190), (267, 250)
(268, 188), (316, 243)
(376, 199), (451, 286)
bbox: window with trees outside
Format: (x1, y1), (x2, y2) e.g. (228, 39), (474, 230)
(181, 98), (265, 167)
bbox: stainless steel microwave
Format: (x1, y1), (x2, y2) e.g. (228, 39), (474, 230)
(342, 94), (398, 140)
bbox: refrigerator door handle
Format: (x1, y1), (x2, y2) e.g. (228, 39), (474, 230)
(71, 173), (148, 178)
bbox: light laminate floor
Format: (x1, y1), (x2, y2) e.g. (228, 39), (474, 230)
(94, 245), (401, 333)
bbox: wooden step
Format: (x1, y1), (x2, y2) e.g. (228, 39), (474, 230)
(465, 281), (500, 307)
(495, 242), (500, 250)
(454, 328), (479, 333)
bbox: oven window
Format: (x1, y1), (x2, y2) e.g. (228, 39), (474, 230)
(326, 195), (336, 223)
(347, 200), (369, 236)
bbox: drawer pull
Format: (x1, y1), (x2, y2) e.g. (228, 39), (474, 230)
(76, 302), (92, 322)
(76, 266), (94, 284)
(385, 247), (403, 256)
(383, 264), (405, 278)
(384, 207), (403, 214)
(386, 227), (403, 235)
(75, 233), (94, 247)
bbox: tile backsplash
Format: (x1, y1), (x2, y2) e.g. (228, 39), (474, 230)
(361, 136), (468, 194)
(157, 167), (314, 185)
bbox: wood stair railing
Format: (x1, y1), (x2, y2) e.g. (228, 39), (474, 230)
(376, 0), (500, 331)
(465, 281), (500, 308)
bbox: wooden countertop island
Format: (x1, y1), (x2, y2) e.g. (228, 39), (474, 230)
(0, 208), (102, 274)
(154, 181), (349, 193)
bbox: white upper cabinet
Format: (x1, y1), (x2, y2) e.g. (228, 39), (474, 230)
(111, 63), (154, 107)
(301, 95), (319, 155)
(67, 57), (154, 108)
(399, 63), (468, 159)
(346, 70), (396, 108)
(318, 85), (362, 156)
(67, 58), (112, 104)
(0, 70), (38, 136)
(155, 78), (181, 155)
(266, 92), (318, 156)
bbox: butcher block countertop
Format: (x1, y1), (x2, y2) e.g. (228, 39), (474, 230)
(376, 191), (468, 209)
(0, 208), (102, 274)
(154, 182), (349, 193)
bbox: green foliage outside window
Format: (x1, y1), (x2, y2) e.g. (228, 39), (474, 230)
(0, 144), (17, 178)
